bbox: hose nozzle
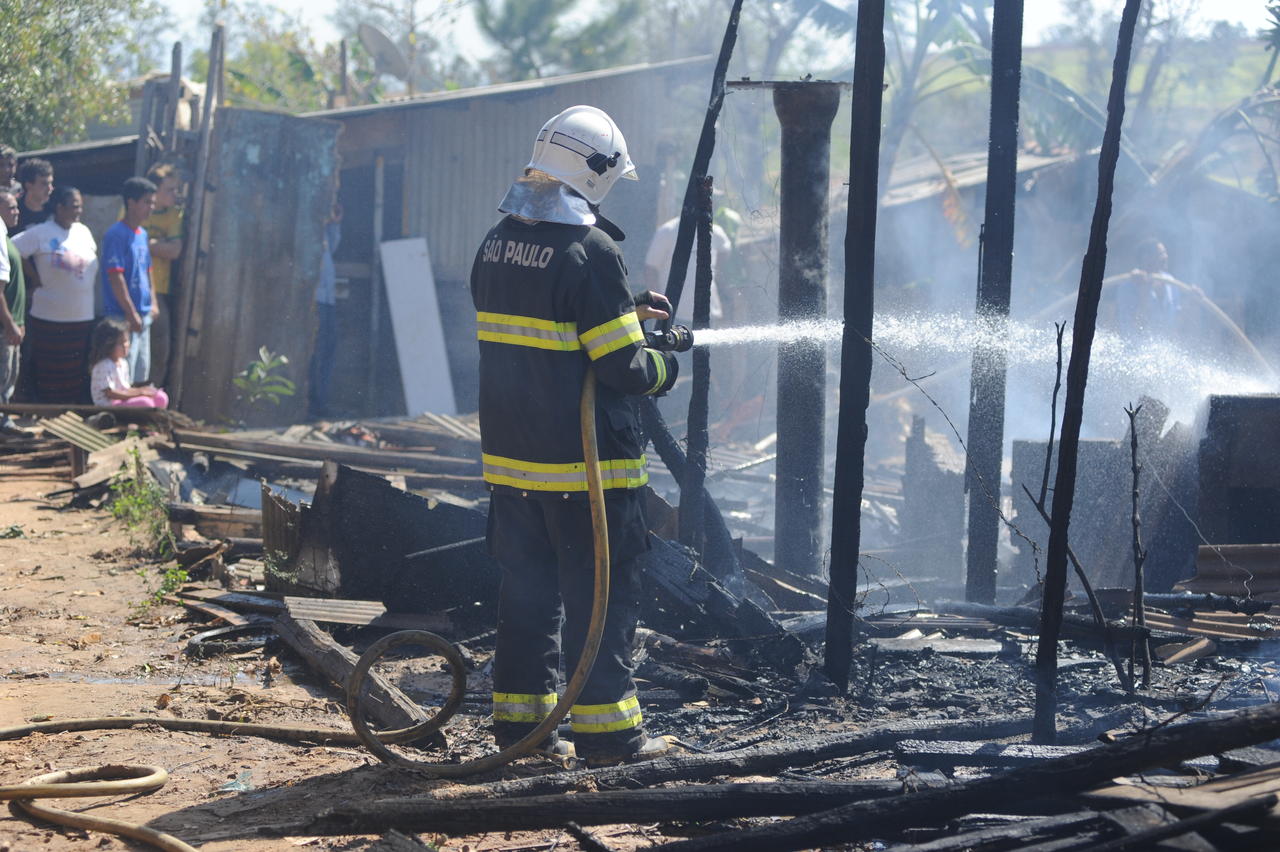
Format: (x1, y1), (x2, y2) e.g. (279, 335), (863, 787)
(645, 325), (694, 353)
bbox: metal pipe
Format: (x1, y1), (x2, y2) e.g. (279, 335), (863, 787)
(772, 81), (841, 579)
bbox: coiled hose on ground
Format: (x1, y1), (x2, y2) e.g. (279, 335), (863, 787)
(0, 370), (614, 845)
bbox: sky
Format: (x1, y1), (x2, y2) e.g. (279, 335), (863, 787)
(164, 1), (1275, 60)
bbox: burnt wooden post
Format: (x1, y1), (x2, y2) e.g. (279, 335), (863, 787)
(163, 42), (183, 151)
(640, 0), (746, 589)
(170, 23), (224, 408)
(772, 81), (842, 580)
(1034, 0), (1144, 744)
(678, 177), (715, 556)
(656, 0), (744, 322)
(963, 0), (1025, 604)
(824, 0), (885, 688)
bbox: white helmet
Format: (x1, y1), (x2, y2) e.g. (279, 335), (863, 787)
(526, 105), (638, 205)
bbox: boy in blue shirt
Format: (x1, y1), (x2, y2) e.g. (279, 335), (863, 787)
(101, 177), (157, 382)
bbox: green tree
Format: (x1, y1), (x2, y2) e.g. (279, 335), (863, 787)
(474, 0), (643, 80)
(194, 0), (335, 112)
(1262, 2), (1280, 88)
(331, 0), (480, 96)
(0, 0), (168, 150)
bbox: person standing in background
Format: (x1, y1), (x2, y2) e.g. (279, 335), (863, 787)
(0, 146), (20, 197)
(143, 163), (184, 387)
(12, 187), (98, 403)
(307, 200), (342, 420)
(101, 177), (157, 383)
(13, 159), (53, 235)
(0, 190), (29, 437)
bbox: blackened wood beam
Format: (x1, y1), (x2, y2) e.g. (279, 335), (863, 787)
(1034, 0), (1145, 744)
(824, 0), (886, 689)
(963, 0), (1025, 604)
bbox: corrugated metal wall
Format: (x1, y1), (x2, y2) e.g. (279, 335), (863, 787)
(400, 61), (708, 284)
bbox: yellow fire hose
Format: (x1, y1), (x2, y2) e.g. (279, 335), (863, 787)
(344, 369), (612, 774)
(0, 765), (196, 852)
(0, 370), (615, 844)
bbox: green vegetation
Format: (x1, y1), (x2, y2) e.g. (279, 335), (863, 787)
(132, 563), (190, 614)
(233, 346), (297, 408)
(0, 0), (168, 150)
(110, 447), (176, 559)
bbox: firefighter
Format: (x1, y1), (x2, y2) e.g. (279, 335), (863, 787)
(471, 105), (680, 765)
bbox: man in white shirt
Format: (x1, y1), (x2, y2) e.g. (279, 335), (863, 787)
(643, 215), (731, 325)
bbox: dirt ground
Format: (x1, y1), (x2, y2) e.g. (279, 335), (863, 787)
(0, 472), (642, 852)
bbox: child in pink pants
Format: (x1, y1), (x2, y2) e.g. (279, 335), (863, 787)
(88, 319), (169, 409)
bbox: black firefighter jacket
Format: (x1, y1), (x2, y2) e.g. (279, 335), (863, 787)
(470, 216), (677, 500)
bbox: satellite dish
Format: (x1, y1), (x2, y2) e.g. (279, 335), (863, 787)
(358, 23), (410, 81)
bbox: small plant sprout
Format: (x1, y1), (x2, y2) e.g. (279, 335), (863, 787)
(234, 346), (297, 407)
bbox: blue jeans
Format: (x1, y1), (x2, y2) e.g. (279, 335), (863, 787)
(308, 303), (337, 418)
(127, 314), (153, 384)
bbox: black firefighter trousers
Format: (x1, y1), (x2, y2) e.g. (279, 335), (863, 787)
(487, 488), (651, 756)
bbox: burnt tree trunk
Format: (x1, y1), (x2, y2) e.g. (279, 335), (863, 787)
(824, 0), (886, 690)
(1034, 0), (1144, 744)
(963, 0), (1024, 604)
(679, 177), (714, 556)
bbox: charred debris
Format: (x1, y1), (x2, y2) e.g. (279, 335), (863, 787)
(5, 376), (1280, 848)
(9, 3), (1280, 851)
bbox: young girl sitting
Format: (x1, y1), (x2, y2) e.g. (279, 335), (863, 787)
(89, 319), (169, 409)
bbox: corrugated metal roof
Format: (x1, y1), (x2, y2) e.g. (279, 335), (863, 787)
(19, 134), (138, 159)
(304, 56), (713, 120)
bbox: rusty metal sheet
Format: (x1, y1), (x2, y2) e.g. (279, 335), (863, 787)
(177, 108), (340, 425)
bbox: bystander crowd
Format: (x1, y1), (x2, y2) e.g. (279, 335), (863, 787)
(0, 189), (29, 436)
(13, 187), (99, 403)
(101, 177), (157, 383)
(0, 146), (20, 197)
(142, 163), (184, 387)
(13, 159), (53, 235)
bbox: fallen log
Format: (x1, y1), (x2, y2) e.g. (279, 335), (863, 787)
(310, 780), (930, 835)
(648, 700), (1280, 852)
(430, 713), (1103, 801)
(1144, 592), (1272, 616)
(882, 810), (1108, 852)
(896, 739), (1087, 771)
(937, 600), (1146, 645)
(274, 614), (426, 731)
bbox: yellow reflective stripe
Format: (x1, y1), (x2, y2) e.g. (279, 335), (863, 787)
(493, 691), (558, 723)
(483, 453), (648, 491)
(646, 348), (666, 395)
(478, 312), (575, 333)
(580, 313), (644, 360)
(476, 311), (580, 351)
(570, 695), (643, 733)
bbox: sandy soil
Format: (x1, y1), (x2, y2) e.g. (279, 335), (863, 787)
(0, 472), (630, 852)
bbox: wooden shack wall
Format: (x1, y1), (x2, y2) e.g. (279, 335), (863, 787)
(178, 108), (340, 424)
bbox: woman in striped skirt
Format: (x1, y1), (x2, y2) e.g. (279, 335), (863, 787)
(12, 187), (98, 403)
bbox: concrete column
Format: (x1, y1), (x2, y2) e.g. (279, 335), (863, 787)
(772, 81), (842, 579)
